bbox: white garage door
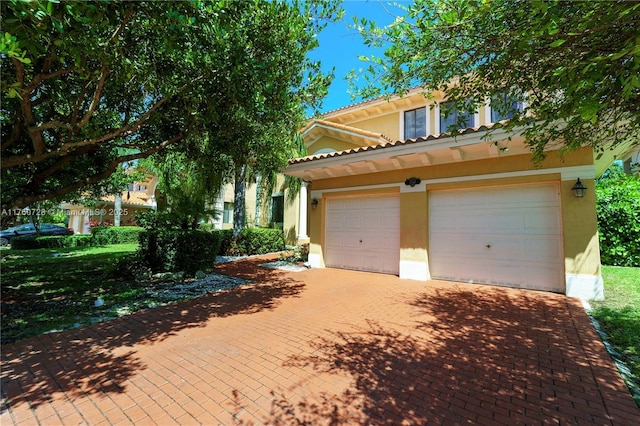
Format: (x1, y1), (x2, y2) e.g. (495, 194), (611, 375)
(325, 195), (400, 275)
(429, 183), (564, 292)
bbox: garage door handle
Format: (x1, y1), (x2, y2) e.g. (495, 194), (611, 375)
(486, 244), (491, 248)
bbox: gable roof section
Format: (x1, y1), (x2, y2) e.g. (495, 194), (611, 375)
(302, 119), (393, 149)
(285, 122), (534, 181)
(292, 122), (505, 165)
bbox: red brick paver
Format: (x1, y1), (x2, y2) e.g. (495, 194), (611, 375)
(2, 255), (639, 425)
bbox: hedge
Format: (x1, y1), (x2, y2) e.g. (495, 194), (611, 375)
(596, 166), (640, 266)
(11, 235), (93, 250)
(219, 228), (285, 256)
(139, 229), (222, 276)
(91, 226), (145, 245)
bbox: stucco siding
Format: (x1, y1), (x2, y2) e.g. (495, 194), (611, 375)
(307, 136), (362, 155)
(349, 112), (401, 141)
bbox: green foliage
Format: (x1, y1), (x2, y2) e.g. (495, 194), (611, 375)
(592, 266), (640, 406)
(2, 0), (340, 210)
(352, 0), (640, 158)
(198, 223), (217, 233)
(11, 235), (93, 250)
(9, 226), (143, 249)
(218, 229), (235, 255)
(91, 226), (145, 245)
(135, 210), (183, 230)
(1, 243), (140, 344)
(138, 230), (221, 276)
(596, 166), (640, 267)
(222, 228), (285, 256)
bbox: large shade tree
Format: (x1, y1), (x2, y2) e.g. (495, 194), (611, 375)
(352, 0), (640, 158)
(143, 0), (339, 236)
(1, 0), (337, 213)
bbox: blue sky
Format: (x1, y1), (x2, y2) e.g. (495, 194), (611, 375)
(309, 0), (410, 114)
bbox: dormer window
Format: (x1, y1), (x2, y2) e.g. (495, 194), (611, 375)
(439, 102), (474, 132)
(404, 107), (427, 139)
(490, 94), (524, 122)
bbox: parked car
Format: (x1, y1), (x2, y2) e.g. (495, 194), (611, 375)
(0, 223), (74, 246)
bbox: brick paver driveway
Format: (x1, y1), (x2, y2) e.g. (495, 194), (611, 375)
(2, 255), (639, 425)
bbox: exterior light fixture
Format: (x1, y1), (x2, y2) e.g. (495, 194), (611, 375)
(311, 198), (318, 209)
(405, 177), (421, 187)
(571, 178), (587, 198)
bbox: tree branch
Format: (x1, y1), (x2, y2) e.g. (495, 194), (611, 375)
(1, 115), (22, 150)
(9, 134), (185, 209)
(77, 64), (109, 129)
(2, 95), (169, 169)
(3, 73), (208, 170)
(13, 58), (47, 157)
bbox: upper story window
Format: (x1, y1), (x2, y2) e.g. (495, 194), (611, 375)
(490, 94), (524, 122)
(404, 107), (427, 139)
(439, 102), (473, 132)
(127, 183), (147, 191)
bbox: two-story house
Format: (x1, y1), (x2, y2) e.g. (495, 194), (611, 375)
(285, 88), (637, 301)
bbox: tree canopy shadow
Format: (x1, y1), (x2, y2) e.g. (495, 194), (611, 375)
(1, 256), (305, 411)
(233, 286), (634, 425)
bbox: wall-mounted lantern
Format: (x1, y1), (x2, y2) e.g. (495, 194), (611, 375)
(405, 177), (421, 187)
(311, 198), (319, 209)
(571, 178), (587, 198)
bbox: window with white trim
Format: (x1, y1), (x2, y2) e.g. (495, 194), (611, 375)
(490, 94), (524, 122)
(403, 107), (427, 139)
(223, 202), (233, 224)
(439, 102), (473, 132)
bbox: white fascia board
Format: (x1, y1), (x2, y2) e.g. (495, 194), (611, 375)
(287, 127), (523, 175)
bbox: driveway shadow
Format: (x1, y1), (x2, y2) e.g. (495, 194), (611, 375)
(1, 256), (305, 411)
(254, 286), (636, 425)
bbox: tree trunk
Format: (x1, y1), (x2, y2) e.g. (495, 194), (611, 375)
(114, 193), (122, 226)
(233, 163), (246, 238)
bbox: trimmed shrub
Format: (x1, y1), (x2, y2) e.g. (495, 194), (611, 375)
(596, 166), (640, 266)
(221, 228), (285, 256)
(139, 229), (222, 276)
(92, 226), (144, 245)
(218, 229), (235, 255)
(11, 235), (93, 250)
(198, 223), (217, 233)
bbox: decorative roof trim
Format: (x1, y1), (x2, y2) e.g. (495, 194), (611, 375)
(290, 121), (510, 165)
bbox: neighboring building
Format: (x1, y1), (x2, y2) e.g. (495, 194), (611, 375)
(61, 171), (303, 244)
(205, 175), (300, 244)
(62, 176), (159, 234)
(285, 88), (638, 300)
(622, 146), (639, 175)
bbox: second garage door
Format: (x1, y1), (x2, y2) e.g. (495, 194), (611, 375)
(325, 195), (400, 275)
(429, 183), (564, 292)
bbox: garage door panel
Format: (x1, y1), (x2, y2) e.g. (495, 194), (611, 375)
(325, 195), (400, 275)
(429, 183), (564, 292)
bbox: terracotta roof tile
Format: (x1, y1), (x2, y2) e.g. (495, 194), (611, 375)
(290, 121), (505, 165)
(99, 191), (152, 206)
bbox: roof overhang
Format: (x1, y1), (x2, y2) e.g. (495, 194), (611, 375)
(302, 119), (392, 149)
(286, 126), (534, 181)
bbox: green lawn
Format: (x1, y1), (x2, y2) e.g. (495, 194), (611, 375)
(1, 244), (139, 344)
(592, 265), (640, 406)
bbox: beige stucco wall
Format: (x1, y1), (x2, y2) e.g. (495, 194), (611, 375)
(561, 178), (601, 277)
(306, 147), (602, 296)
(312, 149), (592, 190)
(349, 112), (401, 141)
(308, 136), (362, 155)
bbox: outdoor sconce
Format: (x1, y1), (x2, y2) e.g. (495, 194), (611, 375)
(311, 198), (319, 209)
(405, 177), (421, 187)
(571, 178), (587, 198)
